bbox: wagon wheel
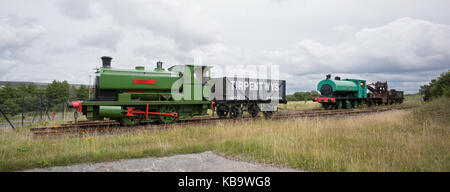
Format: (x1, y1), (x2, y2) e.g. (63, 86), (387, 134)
(217, 104), (229, 118)
(263, 111), (274, 119)
(120, 116), (141, 126)
(158, 105), (178, 124)
(248, 104), (260, 118)
(230, 105), (242, 119)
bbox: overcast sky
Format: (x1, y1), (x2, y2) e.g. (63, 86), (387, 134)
(1, 0), (449, 93)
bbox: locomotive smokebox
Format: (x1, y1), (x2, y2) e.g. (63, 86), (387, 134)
(101, 56), (112, 68)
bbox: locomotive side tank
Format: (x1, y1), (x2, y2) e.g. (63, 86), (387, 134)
(95, 58), (181, 101)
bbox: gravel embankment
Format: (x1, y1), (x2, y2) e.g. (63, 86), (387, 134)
(23, 151), (301, 172)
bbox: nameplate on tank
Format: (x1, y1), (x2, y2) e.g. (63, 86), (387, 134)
(133, 79), (156, 84)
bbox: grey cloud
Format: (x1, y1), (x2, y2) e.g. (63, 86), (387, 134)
(0, 16), (45, 79)
(2, 0), (449, 95)
(57, 0), (94, 20)
(79, 29), (123, 51)
(200, 18), (450, 94)
(99, 0), (220, 51)
(61, 0), (221, 65)
(275, 17), (450, 75)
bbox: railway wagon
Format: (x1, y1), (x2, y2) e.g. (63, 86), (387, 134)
(366, 81), (404, 105)
(312, 74), (367, 109)
(209, 77), (287, 118)
(69, 56), (212, 125)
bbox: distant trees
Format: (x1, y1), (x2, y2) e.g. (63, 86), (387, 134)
(76, 85), (89, 100)
(420, 70), (450, 100)
(69, 84), (89, 101)
(0, 81), (89, 116)
(46, 80), (70, 101)
(0, 83), (20, 116)
(287, 91), (320, 101)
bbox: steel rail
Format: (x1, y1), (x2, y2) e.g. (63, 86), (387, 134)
(30, 104), (418, 136)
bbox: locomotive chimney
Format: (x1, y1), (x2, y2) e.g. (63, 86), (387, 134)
(155, 61), (164, 71)
(101, 56), (112, 68)
(156, 61), (163, 69)
(326, 74), (331, 80)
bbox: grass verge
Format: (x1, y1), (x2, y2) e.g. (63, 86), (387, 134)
(0, 99), (448, 171)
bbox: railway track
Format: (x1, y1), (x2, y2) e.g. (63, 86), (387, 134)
(30, 104), (418, 136)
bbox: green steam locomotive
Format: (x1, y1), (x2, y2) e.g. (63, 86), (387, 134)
(313, 74), (403, 109)
(69, 56), (212, 125)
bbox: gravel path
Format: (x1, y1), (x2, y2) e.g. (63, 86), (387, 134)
(23, 151), (301, 172)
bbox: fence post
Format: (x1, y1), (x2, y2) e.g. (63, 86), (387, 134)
(45, 99), (51, 120)
(40, 97), (43, 121)
(21, 96), (24, 127)
(62, 100), (65, 120)
(32, 111), (36, 123)
(0, 108), (14, 129)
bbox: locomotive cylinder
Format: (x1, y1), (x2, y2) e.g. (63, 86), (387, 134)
(99, 106), (122, 117)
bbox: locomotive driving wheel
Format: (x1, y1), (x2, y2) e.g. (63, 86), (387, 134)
(158, 105), (178, 124)
(352, 100), (359, 108)
(217, 104), (229, 118)
(336, 101), (343, 109)
(120, 116), (141, 126)
(322, 103), (332, 110)
(345, 100), (352, 109)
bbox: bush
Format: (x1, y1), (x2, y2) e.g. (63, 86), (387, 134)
(287, 91), (320, 101)
(420, 70), (450, 100)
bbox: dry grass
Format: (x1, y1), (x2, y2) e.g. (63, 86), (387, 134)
(214, 109), (449, 171)
(279, 101), (322, 111)
(0, 98), (448, 172)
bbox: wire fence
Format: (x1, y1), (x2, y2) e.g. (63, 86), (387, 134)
(0, 97), (76, 130)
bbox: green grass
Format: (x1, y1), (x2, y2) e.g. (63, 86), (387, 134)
(0, 98), (448, 171)
(404, 94), (424, 101)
